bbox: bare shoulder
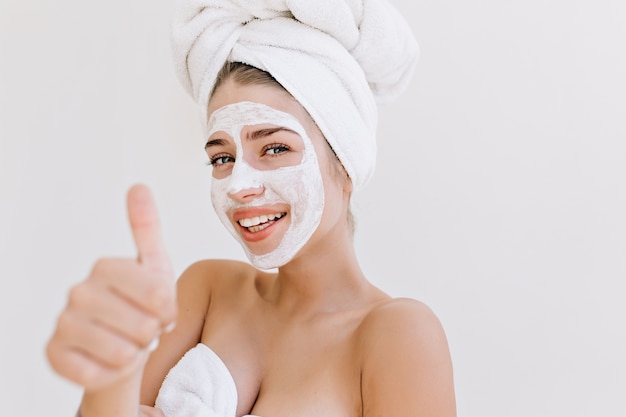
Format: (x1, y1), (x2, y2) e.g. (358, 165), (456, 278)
(141, 258), (259, 405)
(177, 258), (264, 300)
(359, 297), (446, 344)
(178, 258), (271, 301)
(358, 298), (457, 417)
(178, 258), (257, 287)
(357, 297), (451, 369)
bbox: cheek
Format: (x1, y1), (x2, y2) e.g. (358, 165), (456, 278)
(319, 174), (346, 219)
(210, 177), (231, 214)
(321, 158), (347, 197)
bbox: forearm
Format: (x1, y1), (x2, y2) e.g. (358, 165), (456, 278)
(78, 370), (143, 417)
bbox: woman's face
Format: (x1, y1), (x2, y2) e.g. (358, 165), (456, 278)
(206, 79), (347, 269)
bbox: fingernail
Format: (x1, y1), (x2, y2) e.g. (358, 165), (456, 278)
(164, 321), (176, 333)
(147, 336), (160, 352)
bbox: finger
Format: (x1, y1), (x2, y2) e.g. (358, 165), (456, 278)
(69, 280), (162, 348)
(127, 184), (170, 269)
(87, 260), (178, 326)
(139, 405), (166, 417)
(55, 310), (144, 369)
(47, 337), (145, 392)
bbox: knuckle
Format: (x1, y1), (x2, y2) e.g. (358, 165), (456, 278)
(67, 282), (89, 307)
(44, 339), (55, 360)
(55, 311), (76, 336)
(89, 257), (128, 281)
(47, 347), (95, 388)
(45, 340), (63, 371)
(110, 342), (138, 367)
(90, 258), (111, 275)
(136, 317), (161, 346)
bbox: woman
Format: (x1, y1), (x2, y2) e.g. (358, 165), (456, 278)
(46, 1), (456, 416)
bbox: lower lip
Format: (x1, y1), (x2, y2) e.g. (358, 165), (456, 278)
(238, 216), (285, 243)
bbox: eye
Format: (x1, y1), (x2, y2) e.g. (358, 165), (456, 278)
(263, 143), (290, 156)
(208, 153), (235, 167)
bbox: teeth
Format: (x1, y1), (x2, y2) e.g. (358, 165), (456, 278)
(249, 223), (270, 233)
(238, 212), (285, 229)
(242, 217), (259, 227)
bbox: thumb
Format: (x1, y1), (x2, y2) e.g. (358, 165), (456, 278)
(127, 184), (170, 269)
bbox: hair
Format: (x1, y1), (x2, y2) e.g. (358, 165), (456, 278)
(211, 61), (356, 235)
(213, 61), (282, 93)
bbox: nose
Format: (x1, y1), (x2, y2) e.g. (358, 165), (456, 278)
(228, 186), (265, 203)
(225, 159), (265, 203)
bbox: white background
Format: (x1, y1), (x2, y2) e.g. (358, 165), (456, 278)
(1, 0), (625, 416)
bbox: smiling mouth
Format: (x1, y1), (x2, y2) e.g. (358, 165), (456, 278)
(237, 212), (287, 233)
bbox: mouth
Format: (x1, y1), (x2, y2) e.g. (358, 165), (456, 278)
(237, 212), (287, 233)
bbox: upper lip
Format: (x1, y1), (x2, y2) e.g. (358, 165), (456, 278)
(232, 206), (288, 223)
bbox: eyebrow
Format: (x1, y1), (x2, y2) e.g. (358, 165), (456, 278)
(204, 138), (227, 150)
(246, 127), (297, 141)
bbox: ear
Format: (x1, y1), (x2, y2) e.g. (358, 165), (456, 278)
(333, 157), (353, 195)
(343, 175), (353, 194)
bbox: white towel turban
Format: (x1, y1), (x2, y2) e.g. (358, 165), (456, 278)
(171, 0), (418, 190)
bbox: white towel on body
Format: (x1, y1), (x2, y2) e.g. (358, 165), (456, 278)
(155, 343), (260, 417)
(171, 0), (418, 190)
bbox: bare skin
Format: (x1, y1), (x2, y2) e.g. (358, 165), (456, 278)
(46, 80), (456, 417)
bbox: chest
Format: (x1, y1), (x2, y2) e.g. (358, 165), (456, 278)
(248, 342), (362, 417)
(203, 314), (364, 417)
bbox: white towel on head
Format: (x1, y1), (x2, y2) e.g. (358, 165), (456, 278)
(171, 0), (418, 190)
(155, 343), (261, 417)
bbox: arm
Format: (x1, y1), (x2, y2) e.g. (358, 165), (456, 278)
(46, 185), (177, 417)
(76, 260), (217, 416)
(140, 260), (217, 405)
(79, 373), (144, 417)
(360, 298), (456, 417)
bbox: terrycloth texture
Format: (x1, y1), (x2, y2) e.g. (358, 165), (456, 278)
(155, 343), (260, 417)
(171, 0), (418, 190)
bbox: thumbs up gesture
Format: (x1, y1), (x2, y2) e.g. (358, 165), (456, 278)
(46, 185), (178, 392)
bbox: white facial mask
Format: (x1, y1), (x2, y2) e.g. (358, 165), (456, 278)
(207, 101), (325, 270)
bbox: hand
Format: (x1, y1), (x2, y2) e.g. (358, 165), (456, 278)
(139, 405), (166, 417)
(46, 184), (178, 392)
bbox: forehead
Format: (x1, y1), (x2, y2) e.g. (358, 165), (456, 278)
(207, 80), (321, 137)
(207, 101), (307, 138)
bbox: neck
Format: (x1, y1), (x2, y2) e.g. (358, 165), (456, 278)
(271, 224), (378, 317)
